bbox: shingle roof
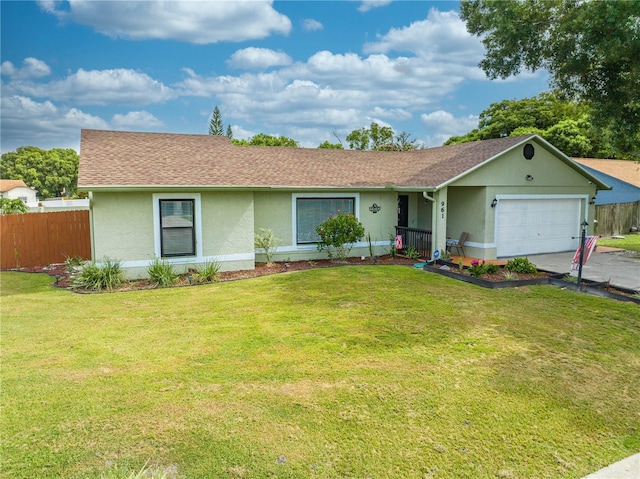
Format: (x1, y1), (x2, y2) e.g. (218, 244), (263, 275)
(573, 158), (640, 188)
(77, 129), (560, 190)
(0, 179), (29, 192)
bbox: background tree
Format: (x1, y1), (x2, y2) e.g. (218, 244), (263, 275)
(1, 146), (79, 198)
(0, 198), (29, 214)
(460, 0), (640, 156)
(208, 106), (224, 135)
(318, 141), (344, 149)
(226, 124), (234, 139)
(346, 122), (421, 151)
(445, 93), (617, 158)
(232, 133), (299, 147)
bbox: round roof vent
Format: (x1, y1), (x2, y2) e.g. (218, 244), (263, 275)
(523, 143), (535, 160)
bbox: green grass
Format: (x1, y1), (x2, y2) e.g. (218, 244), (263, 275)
(1, 267), (639, 478)
(597, 232), (640, 252)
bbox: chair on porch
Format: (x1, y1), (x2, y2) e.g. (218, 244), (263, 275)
(446, 232), (468, 257)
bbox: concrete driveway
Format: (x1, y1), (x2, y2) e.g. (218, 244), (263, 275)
(523, 248), (640, 291)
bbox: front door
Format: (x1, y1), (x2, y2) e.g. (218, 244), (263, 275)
(397, 195), (408, 227)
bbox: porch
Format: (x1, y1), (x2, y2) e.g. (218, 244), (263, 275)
(395, 226), (432, 260)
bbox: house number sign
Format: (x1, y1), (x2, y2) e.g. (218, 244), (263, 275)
(369, 203), (381, 213)
(440, 201), (445, 219)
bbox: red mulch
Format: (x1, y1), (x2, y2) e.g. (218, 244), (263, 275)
(10, 256), (419, 292)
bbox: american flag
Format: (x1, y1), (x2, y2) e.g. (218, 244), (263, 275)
(570, 236), (598, 271)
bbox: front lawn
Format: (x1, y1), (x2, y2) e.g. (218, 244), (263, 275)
(1, 267), (638, 478)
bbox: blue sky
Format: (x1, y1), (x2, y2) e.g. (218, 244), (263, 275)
(1, 0), (550, 153)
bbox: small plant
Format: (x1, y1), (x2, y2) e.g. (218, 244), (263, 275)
(366, 232), (375, 258)
(308, 260), (317, 266)
(65, 256), (84, 269)
(147, 257), (177, 287)
(193, 260), (221, 283)
(72, 257), (123, 291)
(468, 260), (499, 277)
(458, 258), (464, 271)
(505, 257), (538, 274)
(254, 228), (281, 265)
(405, 246), (420, 260)
(100, 459), (168, 479)
(316, 212), (365, 262)
(502, 270), (519, 281)
(440, 249), (451, 260)
(389, 235), (397, 258)
(563, 274), (578, 284)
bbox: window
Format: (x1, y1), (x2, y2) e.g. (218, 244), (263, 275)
(159, 199), (195, 257)
(296, 196), (355, 244)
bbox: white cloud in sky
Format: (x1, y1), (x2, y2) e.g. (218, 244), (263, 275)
(301, 18), (323, 32)
(0, 58), (51, 80)
(38, 0), (291, 44)
(0, 95), (109, 152)
(358, 1), (393, 13)
(6, 68), (175, 106)
(227, 48), (293, 70)
(420, 110), (479, 146)
(111, 111), (164, 129)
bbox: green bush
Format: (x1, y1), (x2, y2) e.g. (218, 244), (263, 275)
(147, 258), (178, 287)
(72, 257), (123, 291)
(505, 257), (538, 274)
(254, 228), (281, 264)
(315, 212), (365, 262)
(193, 260), (221, 283)
(468, 260), (500, 278)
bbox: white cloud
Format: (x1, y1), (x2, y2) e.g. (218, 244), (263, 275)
(40, 0), (291, 44)
(111, 111), (164, 129)
(227, 48), (292, 70)
(420, 110), (479, 146)
(7, 67), (175, 106)
(0, 95), (109, 152)
(358, 1), (393, 13)
(0, 58), (51, 80)
(301, 18), (323, 32)
(364, 8), (485, 67)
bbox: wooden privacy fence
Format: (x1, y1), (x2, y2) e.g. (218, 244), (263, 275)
(594, 201), (640, 237)
(0, 210), (91, 269)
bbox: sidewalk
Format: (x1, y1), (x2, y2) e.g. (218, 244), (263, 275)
(581, 452), (640, 478)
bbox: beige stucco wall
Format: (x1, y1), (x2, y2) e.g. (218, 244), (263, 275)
(445, 141), (598, 259)
(253, 190), (398, 262)
(91, 191), (255, 279)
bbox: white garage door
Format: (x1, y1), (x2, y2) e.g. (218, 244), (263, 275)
(496, 197), (581, 257)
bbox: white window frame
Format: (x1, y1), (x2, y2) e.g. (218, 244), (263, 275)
(292, 193), (360, 249)
(153, 193), (202, 260)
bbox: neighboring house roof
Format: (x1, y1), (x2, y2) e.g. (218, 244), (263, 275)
(0, 179), (29, 193)
(573, 158), (640, 188)
(578, 164), (640, 205)
(79, 129), (609, 191)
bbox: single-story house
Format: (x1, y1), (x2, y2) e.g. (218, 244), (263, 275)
(78, 129), (609, 279)
(0, 179), (37, 204)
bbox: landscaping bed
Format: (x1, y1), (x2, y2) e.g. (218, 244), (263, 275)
(424, 259), (640, 304)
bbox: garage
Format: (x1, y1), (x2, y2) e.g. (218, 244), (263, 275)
(495, 196), (583, 257)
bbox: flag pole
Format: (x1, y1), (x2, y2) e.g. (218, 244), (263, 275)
(576, 219), (588, 290)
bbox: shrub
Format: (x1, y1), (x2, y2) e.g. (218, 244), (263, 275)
(468, 260), (500, 277)
(193, 260), (221, 283)
(147, 258), (177, 287)
(72, 257), (123, 291)
(405, 246), (420, 260)
(316, 212), (365, 262)
(0, 198), (28, 214)
(505, 257), (538, 274)
(254, 228), (281, 264)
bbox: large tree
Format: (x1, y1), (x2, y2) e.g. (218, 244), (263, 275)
(1, 146), (79, 199)
(445, 92), (619, 158)
(461, 0), (640, 155)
